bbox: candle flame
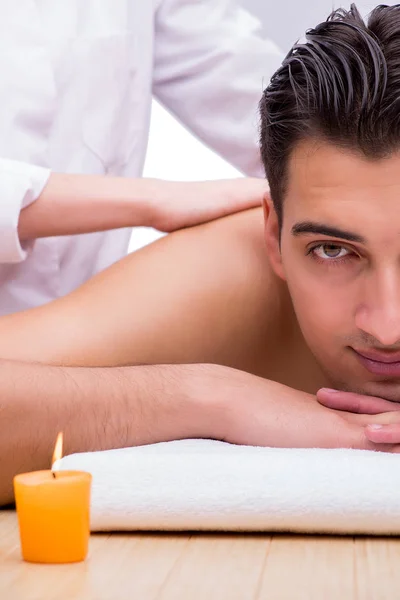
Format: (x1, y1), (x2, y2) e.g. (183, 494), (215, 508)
(51, 432), (63, 470)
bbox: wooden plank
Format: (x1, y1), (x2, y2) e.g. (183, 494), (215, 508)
(155, 533), (271, 600)
(354, 537), (400, 600)
(256, 535), (355, 600)
(2, 511), (400, 600)
(70, 533), (191, 600)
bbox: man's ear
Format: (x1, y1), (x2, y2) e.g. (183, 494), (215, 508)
(263, 193), (286, 280)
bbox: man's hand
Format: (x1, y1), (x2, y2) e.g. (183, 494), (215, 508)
(317, 387), (400, 445)
(192, 365), (400, 452)
(148, 178), (268, 232)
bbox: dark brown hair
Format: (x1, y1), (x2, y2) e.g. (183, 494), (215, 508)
(259, 4), (400, 227)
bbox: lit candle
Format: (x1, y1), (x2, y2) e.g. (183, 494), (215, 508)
(14, 433), (92, 564)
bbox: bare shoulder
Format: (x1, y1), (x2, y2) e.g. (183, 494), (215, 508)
(145, 207), (274, 288)
(180, 206), (267, 256)
(127, 207), (292, 373)
(0, 208), (298, 378)
(23, 207), (293, 374)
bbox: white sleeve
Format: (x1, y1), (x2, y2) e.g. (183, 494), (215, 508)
(0, 158), (50, 263)
(153, 0), (283, 177)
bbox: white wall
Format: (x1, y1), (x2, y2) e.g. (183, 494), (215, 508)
(241, 1), (398, 50)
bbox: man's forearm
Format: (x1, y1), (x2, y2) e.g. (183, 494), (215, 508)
(0, 360), (218, 505)
(17, 172), (161, 241)
(1, 358), (392, 505)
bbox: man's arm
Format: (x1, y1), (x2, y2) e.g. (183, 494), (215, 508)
(2, 359), (399, 506)
(0, 361), (219, 505)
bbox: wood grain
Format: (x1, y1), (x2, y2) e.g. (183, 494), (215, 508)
(1, 511), (400, 600)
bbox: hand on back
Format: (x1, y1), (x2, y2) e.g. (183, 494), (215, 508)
(148, 178), (268, 232)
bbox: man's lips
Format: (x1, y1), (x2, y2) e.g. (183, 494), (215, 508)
(352, 347), (400, 377)
(353, 348), (400, 363)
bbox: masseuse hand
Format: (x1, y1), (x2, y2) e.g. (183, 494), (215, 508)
(148, 178), (268, 232)
(19, 174), (268, 241)
(317, 388), (400, 445)
(196, 365), (400, 452)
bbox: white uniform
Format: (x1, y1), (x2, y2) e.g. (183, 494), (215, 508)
(0, 0), (282, 314)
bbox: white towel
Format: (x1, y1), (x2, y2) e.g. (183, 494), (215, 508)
(56, 439), (400, 535)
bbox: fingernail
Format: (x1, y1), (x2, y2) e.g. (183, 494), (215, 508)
(319, 388), (339, 393)
(367, 424), (384, 430)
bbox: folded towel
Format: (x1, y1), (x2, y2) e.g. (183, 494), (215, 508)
(56, 439), (400, 535)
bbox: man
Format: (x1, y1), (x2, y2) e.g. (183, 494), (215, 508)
(2, 3), (400, 505)
(0, 0), (279, 314)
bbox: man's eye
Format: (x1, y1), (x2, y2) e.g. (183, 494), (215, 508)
(312, 244), (350, 260)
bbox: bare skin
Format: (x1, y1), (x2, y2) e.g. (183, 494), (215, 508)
(18, 173), (268, 239)
(3, 140), (400, 504)
(1, 202), (400, 505)
(0, 208), (325, 392)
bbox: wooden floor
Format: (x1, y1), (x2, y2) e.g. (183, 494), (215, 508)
(1, 510), (400, 599)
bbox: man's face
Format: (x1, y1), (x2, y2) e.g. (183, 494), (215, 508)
(266, 139), (400, 401)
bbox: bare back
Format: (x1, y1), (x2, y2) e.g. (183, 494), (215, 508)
(0, 208), (326, 393)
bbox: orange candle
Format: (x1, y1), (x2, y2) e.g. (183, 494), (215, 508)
(13, 433), (92, 564)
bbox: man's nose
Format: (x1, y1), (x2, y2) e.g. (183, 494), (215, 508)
(355, 268), (400, 346)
